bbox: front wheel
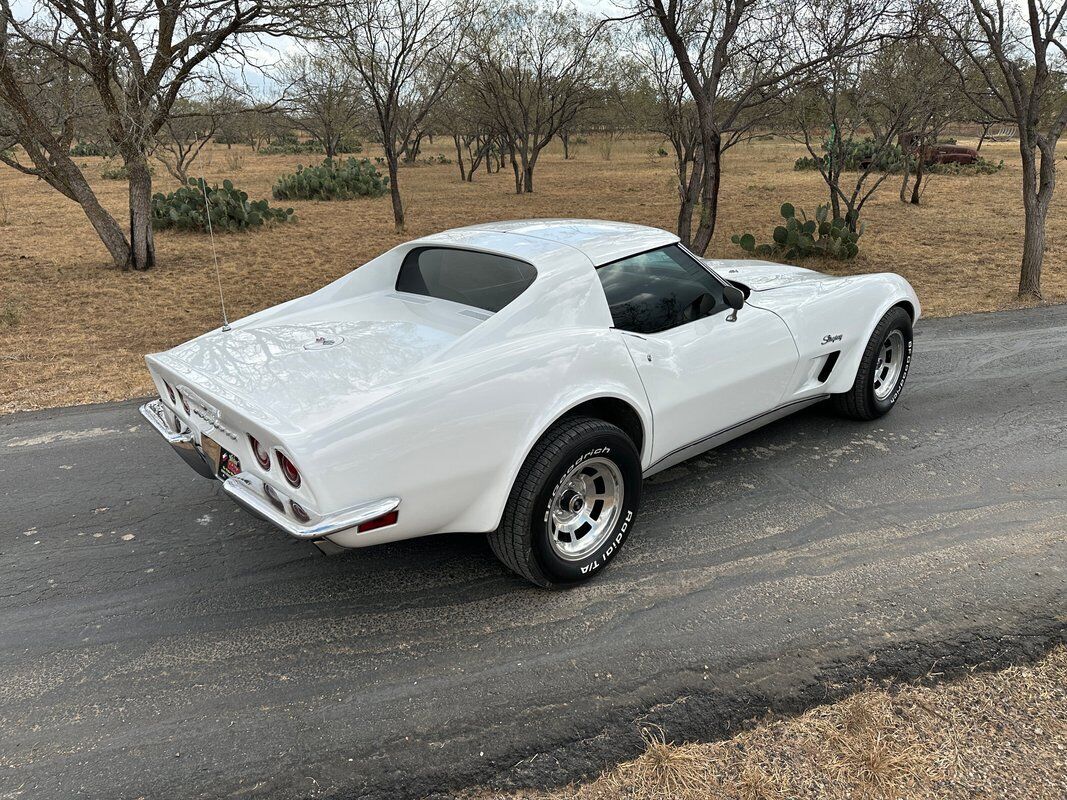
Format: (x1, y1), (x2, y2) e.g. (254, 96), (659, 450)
(833, 306), (913, 420)
(489, 416), (642, 588)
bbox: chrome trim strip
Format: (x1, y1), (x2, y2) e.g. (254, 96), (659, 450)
(643, 395), (828, 477)
(223, 472), (400, 541)
(139, 400), (217, 479)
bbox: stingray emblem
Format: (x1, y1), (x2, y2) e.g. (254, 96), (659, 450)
(821, 334), (843, 345)
(304, 335), (345, 351)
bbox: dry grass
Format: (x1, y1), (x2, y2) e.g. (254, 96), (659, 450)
(0, 135), (1064, 414)
(478, 646), (1067, 800)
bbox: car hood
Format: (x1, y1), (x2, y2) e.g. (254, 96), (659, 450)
(150, 293), (484, 432)
(704, 259), (835, 291)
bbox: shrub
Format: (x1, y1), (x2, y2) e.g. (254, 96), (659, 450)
(100, 160), (155, 180)
(70, 140), (115, 157)
(272, 158), (388, 201)
(259, 136), (362, 156)
(0, 300), (20, 327)
(731, 202), (862, 261)
(152, 178), (294, 232)
(927, 156), (1004, 175)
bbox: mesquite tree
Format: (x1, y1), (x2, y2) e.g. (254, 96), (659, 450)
(153, 96), (224, 184)
(627, 21), (704, 246)
(467, 1), (608, 194)
(790, 4), (915, 229)
(325, 0), (474, 232)
(633, 0), (898, 255)
(279, 45), (364, 159)
(936, 0), (1067, 299)
(0, 0), (297, 270)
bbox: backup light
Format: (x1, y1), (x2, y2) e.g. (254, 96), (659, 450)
(290, 501), (311, 523)
(357, 510), (399, 533)
(263, 483), (285, 512)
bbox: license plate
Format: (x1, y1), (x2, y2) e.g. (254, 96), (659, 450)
(201, 435), (241, 479)
(219, 449), (242, 479)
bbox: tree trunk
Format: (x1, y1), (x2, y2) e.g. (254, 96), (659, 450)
(510, 143), (522, 194)
(384, 146), (405, 233)
(126, 158), (156, 271)
(1018, 138), (1050, 299)
(81, 191), (133, 268)
(523, 149), (537, 192)
(676, 154), (702, 248)
(561, 131), (570, 160)
(453, 134), (467, 181)
(689, 131), (721, 256)
(909, 158), (924, 205)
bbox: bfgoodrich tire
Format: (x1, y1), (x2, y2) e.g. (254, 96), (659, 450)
(833, 306), (913, 421)
(489, 416), (642, 588)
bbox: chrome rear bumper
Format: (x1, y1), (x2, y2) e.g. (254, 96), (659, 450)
(139, 399), (216, 479)
(222, 473), (400, 540)
(140, 399), (400, 542)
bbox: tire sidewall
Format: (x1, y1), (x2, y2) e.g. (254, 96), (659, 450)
(530, 429), (641, 584)
(870, 313), (913, 414)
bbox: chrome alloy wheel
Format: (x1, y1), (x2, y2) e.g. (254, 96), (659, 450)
(872, 329), (905, 401)
(548, 457), (624, 561)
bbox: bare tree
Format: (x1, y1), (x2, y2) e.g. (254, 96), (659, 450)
(632, 0), (899, 255)
(325, 0), (473, 232)
(279, 45), (364, 159)
(467, 1), (609, 194)
(789, 5), (916, 228)
(154, 96), (223, 184)
(436, 80), (495, 181)
(863, 37), (965, 205)
(627, 21), (704, 244)
(936, 0), (1067, 299)
(0, 0), (298, 270)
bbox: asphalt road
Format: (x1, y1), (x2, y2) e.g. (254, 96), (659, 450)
(2, 306), (1066, 800)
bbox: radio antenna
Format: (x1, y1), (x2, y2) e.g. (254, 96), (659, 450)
(200, 178), (231, 332)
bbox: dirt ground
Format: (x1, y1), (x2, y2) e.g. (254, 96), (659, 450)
(477, 645), (1067, 800)
(0, 135), (1064, 414)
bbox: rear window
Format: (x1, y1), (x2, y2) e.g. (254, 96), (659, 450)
(395, 247), (537, 313)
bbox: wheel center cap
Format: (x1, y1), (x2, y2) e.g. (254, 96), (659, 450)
(559, 489), (584, 514)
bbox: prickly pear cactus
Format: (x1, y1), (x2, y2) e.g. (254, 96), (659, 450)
(151, 178), (294, 233)
(730, 203), (862, 261)
(271, 158), (388, 201)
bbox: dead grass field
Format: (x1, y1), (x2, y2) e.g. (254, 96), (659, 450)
(0, 135), (1064, 414)
(477, 645), (1067, 800)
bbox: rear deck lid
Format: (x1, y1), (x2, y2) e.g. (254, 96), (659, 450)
(153, 292), (483, 431)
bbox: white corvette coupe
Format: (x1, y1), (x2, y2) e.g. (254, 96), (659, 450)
(141, 219), (918, 587)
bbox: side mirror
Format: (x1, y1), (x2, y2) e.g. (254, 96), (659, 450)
(723, 284), (745, 322)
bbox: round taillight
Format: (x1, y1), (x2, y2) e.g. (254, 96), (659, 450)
(277, 451), (301, 488)
(163, 381), (176, 404)
(176, 389), (190, 414)
(290, 500), (310, 523)
(249, 435), (270, 470)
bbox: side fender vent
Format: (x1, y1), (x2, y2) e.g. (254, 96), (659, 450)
(817, 351), (841, 383)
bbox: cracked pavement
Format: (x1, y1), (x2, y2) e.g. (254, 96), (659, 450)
(1, 305), (1065, 799)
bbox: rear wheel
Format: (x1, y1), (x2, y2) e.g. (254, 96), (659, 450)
(833, 306), (913, 420)
(489, 416), (642, 588)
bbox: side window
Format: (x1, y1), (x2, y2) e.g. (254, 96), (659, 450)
(395, 247), (537, 313)
(595, 245), (728, 334)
